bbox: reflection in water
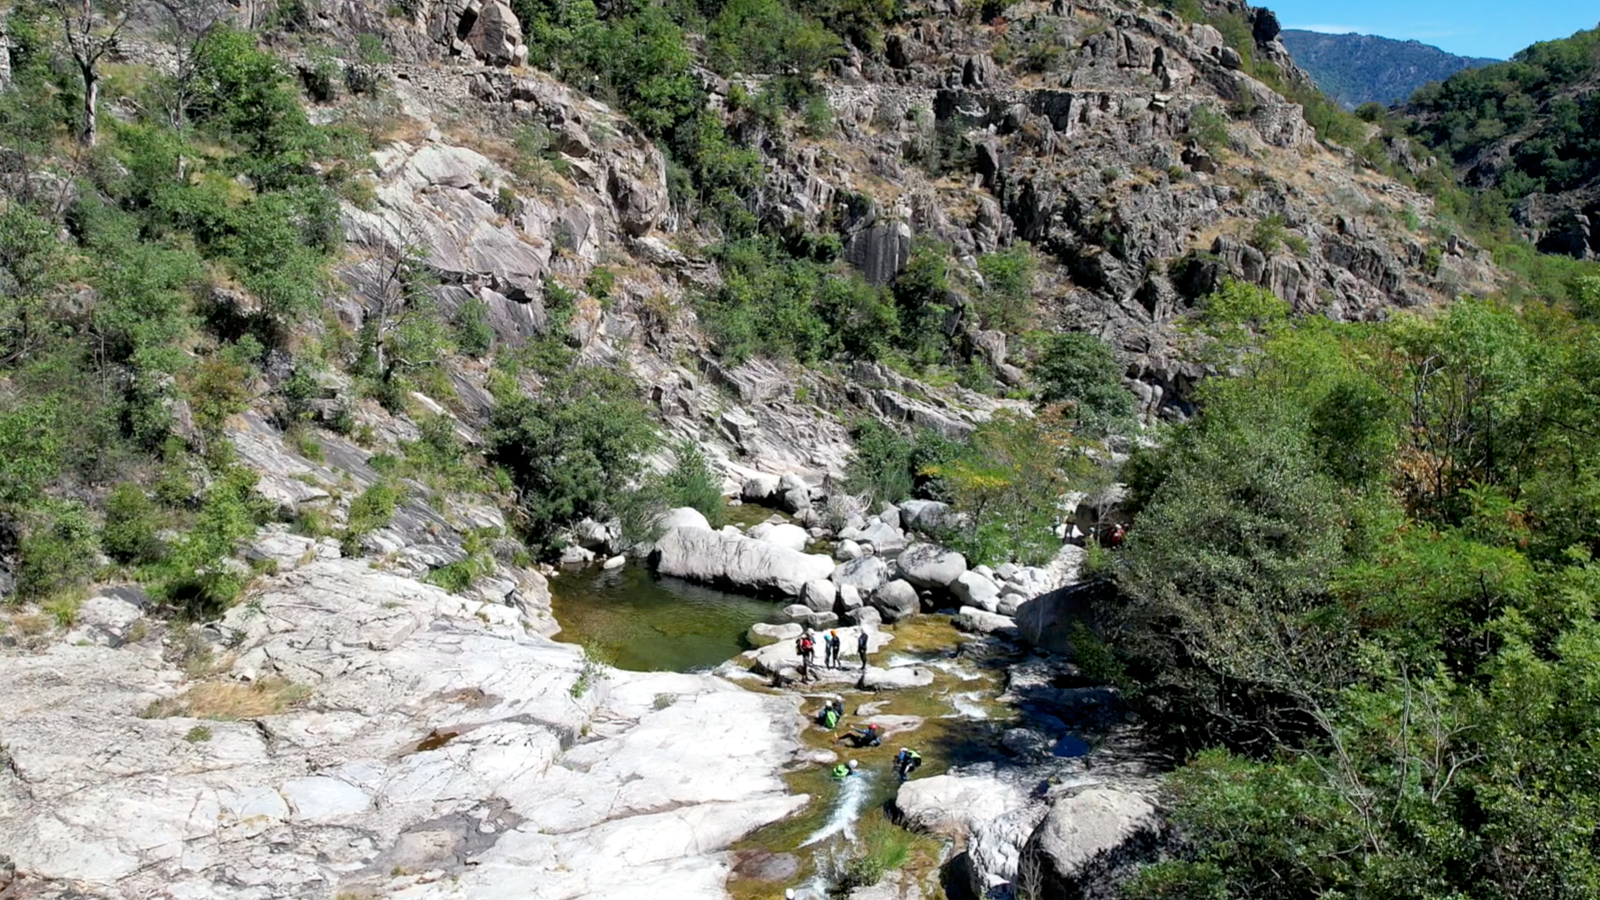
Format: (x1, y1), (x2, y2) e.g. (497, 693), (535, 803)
(550, 563), (783, 672)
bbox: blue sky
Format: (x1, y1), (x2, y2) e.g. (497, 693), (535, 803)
(1270, 0), (1598, 59)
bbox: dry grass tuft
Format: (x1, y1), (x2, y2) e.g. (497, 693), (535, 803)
(142, 677), (313, 721)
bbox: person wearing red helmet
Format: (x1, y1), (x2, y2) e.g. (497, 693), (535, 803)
(835, 722), (881, 748)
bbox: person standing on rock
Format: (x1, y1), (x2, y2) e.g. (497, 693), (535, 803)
(798, 631), (817, 682)
(826, 630), (841, 668)
(857, 630), (869, 671)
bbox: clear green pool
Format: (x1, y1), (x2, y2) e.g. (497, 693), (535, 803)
(549, 563), (785, 672)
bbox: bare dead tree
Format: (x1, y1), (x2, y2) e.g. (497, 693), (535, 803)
(50, 0), (133, 146)
(149, 0), (228, 138)
(355, 217), (445, 389)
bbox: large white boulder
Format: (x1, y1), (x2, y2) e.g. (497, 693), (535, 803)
(872, 579), (920, 622)
(657, 506), (712, 533)
(747, 622), (803, 647)
(757, 523), (810, 553)
(895, 771), (1031, 836)
(896, 543), (967, 591)
(1022, 787), (1164, 897)
(859, 520), (907, 554)
(802, 579), (837, 612)
(952, 570), (1002, 611)
(898, 499), (958, 533)
(956, 606), (1019, 637)
(653, 527), (834, 597)
(831, 556), (890, 594)
(742, 474), (782, 503)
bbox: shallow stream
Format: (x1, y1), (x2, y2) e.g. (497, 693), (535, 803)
(551, 548), (1025, 900)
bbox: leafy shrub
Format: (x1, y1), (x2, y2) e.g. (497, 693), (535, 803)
(972, 244), (1036, 332)
(16, 501), (100, 600)
(1030, 332), (1136, 435)
(1186, 104), (1230, 155)
(705, 0), (842, 76)
(657, 441), (726, 527)
(890, 242), (956, 366)
(451, 296), (492, 355)
(342, 481), (403, 556)
(144, 468), (268, 617)
(697, 238), (896, 363)
(923, 411), (1069, 566)
(488, 366), (659, 556)
(103, 483), (165, 565)
(842, 419), (960, 507)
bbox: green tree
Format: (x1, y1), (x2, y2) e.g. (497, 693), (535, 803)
(923, 410), (1069, 566)
(16, 500), (100, 599)
(488, 366), (660, 555)
(1030, 331), (1136, 435)
(102, 483), (165, 565)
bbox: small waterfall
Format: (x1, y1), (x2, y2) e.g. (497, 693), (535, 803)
(946, 690), (991, 719)
(800, 770), (873, 847)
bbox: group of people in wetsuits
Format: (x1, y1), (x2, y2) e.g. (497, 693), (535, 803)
(795, 629), (870, 682)
(817, 698), (923, 781)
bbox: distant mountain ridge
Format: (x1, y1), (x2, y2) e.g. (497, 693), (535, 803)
(1281, 30), (1499, 108)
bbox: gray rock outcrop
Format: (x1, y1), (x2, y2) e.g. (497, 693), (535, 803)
(0, 560), (806, 900)
(653, 526), (835, 597)
(895, 543), (968, 592)
(1021, 787), (1165, 900)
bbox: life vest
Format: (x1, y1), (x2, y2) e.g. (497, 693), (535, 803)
(821, 708), (839, 729)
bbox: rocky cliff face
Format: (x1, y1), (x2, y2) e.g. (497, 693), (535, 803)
(264, 0), (1498, 443)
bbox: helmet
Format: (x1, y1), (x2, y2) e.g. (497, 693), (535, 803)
(900, 748), (909, 754)
(848, 759), (859, 769)
(786, 892), (796, 900)
(868, 723), (879, 731)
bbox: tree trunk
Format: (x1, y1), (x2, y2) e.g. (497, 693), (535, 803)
(80, 62), (98, 146)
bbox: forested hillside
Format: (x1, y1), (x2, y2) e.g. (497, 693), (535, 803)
(1281, 29), (1497, 108)
(1079, 280), (1600, 898)
(1405, 26), (1600, 258)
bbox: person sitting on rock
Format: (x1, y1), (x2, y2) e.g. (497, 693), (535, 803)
(894, 747), (922, 781)
(836, 723), (881, 748)
(818, 701), (840, 730)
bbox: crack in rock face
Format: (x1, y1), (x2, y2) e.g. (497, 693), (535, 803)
(0, 560), (806, 899)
